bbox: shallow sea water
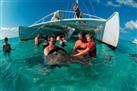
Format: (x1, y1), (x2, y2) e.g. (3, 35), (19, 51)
(0, 37), (137, 91)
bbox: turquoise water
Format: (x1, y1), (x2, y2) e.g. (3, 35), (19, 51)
(0, 37), (137, 91)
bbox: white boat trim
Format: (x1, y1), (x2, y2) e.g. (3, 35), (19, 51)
(30, 18), (107, 27)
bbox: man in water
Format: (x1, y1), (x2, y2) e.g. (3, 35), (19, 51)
(73, 33), (96, 58)
(73, 32), (87, 54)
(73, 3), (82, 18)
(34, 33), (42, 46)
(2, 37), (11, 56)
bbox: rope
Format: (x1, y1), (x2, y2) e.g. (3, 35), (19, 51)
(67, 0), (70, 11)
(70, 1), (75, 18)
(82, 1), (90, 15)
(88, 0), (96, 16)
(76, 0), (79, 4)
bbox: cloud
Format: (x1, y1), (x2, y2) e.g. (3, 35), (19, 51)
(120, 28), (129, 33)
(95, 0), (137, 8)
(0, 27), (18, 31)
(0, 27), (19, 39)
(117, 0), (137, 8)
(107, 1), (121, 7)
(125, 20), (137, 30)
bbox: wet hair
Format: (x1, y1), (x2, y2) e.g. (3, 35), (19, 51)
(4, 37), (8, 42)
(79, 32), (85, 38)
(86, 33), (93, 39)
(78, 32), (87, 43)
(48, 35), (56, 42)
(57, 33), (65, 39)
(59, 35), (65, 39)
(48, 35), (55, 39)
(44, 36), (48, 40)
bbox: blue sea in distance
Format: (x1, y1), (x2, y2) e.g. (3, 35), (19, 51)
(0, 35), (137, 91)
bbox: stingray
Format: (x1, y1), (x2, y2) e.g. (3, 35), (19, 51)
(129, 53), (137, 63)
(44, 47), (90, 66)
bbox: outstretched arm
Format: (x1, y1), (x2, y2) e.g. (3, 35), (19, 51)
(73, 48), (90, 57)
(73, 46), (95, 57)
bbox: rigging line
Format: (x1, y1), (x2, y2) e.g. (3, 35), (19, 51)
(66, 0), (70, 18)
(82, 1), (90, 15)
(70, 1), (75, 18)
(70, 0), (74, 18)
(0, 0), (3, 28)
(67, 0), (70, 11)
(88, 0), (96, 16)
(70, 0), (74, 10)
(76, 0), (78, 4)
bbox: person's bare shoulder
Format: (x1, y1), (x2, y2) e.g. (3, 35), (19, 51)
(44, 47), (49, 56)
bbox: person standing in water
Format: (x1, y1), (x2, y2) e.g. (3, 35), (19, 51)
(73, 32), (87, 54)
(44, 35), (90, 66)
(73, 3), (82, 18)
(44, 35), (56, 56)
(73, 33), (96, 58)
(2, 37), (11, 56)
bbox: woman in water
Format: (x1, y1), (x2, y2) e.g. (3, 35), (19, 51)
(44, 35), (56, 56)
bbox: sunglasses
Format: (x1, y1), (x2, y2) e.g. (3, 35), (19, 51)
(48, 39), (56, 43)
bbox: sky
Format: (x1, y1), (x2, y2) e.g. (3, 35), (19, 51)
(0, 0), (137, 40)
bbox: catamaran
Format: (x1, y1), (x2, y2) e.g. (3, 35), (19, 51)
(19, 0), (120, 48)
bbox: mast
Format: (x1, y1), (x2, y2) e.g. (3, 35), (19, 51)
(76, 0), (78, 4)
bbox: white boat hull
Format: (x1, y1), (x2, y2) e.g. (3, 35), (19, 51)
(19, 12), (120, 47)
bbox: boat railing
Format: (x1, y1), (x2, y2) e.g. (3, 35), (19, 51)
(30, 10), (106, 27)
